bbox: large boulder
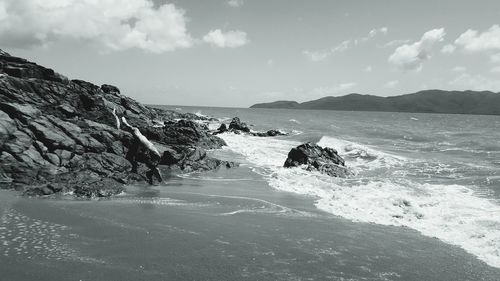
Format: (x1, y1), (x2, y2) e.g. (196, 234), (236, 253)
(284, 143), (350, 177)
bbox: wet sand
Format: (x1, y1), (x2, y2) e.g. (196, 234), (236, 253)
(1, 167), (499, 281)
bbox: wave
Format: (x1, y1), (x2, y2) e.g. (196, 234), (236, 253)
(218, 132), (500, 268)
(317, 136), (405, 172)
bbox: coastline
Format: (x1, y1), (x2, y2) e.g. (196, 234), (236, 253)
(1, 167), (500, 281)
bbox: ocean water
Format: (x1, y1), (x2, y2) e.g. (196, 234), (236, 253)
(1, 107), (500, 280)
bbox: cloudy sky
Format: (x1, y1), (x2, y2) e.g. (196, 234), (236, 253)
(1, 0), (500, 107)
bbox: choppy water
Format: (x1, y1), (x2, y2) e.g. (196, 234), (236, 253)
(178, 106), (500, 269)
(1, 106), (499, 280)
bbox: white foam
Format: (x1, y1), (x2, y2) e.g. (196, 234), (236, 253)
(318, 136), (405, 171)
(207, 121), (222, 131)
(220, 133), (300, 167)
(219, 132), (500, 268)
(194, 111), (206, 118)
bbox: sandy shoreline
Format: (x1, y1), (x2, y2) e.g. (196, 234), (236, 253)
(1, 166), (499, 281)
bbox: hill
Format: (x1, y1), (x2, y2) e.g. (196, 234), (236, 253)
(250, 90), (500, 115)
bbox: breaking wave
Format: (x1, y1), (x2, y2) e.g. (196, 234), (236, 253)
(219, 132), (500, 268)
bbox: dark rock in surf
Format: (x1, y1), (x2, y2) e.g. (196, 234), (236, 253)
(252, 129), (287, 137)
(214, 123), (228, 135)
(220, 117), (288, 137)
(284, 143), (350, 177)
(228, 117), (250, 133)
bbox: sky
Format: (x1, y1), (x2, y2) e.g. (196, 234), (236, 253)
(1, 0), (500, 107)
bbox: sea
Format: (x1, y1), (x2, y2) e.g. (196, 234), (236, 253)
(0, 106), (499, 281)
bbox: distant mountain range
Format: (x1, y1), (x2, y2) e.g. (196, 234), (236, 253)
(250, 90), (500, 115)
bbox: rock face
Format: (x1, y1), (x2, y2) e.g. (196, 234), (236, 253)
(0, 49), (236, 197)
(284, 143), (350, 177)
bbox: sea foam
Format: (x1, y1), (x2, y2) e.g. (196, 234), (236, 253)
(219, 132), (500, 268)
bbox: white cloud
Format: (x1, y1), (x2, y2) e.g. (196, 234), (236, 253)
(305, 27), (387, 62)
(452, 66), (467, 72)
(388, 28), (446, 71)
(384, 80), (399, 88)
(441, 44), (456, 54)
(356, 27), (389, 45)
(491, 53), (500, 63)
(267, 59), (274, 67)
(369, 27), (388, 38)
(455, 25), (500, 52)
(382, 39), (410, 48)
(303, 40), (350, 61)
(0, 0), (193, 53)
(203, 29), (248, 48)
(449, 73), (500, 92)
(364, 65), (373, 72)
(227, 0), (244, 8)
(302, 50), (331, 62)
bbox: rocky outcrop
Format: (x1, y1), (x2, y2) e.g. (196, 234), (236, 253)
(0, 49), (236, 197)
(160, 146), (236, 173)
(229, 117), (250, 133)
(216, 117), (287, 137)
(252, 129), (288, 137)
(284, 143), (350, 177)
(143, 119), (226, 149)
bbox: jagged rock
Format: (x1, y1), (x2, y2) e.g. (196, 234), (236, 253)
(214, 123), (228, 135)
(28, 117), (76, 151)
(284, 143), (350, 177)
(228, 117), (250, 133)
(0, 49), (10, 56)
(221, 117), (287, 137)
(57, 104), (77, 117)
(0, 110), (16, 145)
(143, 119), (226, 149)
(0, 54), (65, 82)
(101, 84), (120, 96)
(72, 177), (125, 198)
(161, 146), (237, 172)
(0, 50), (237, 197)
(0, 102), (41, 124)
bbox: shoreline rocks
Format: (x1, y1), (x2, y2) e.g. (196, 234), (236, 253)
(215, 117), (288, 137)
(284, 143), (350, 177)
(0, 49), (237, 198)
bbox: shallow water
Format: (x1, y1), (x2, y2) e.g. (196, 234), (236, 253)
(1, 170), (500, 281)
(1, 107), (500, 280)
